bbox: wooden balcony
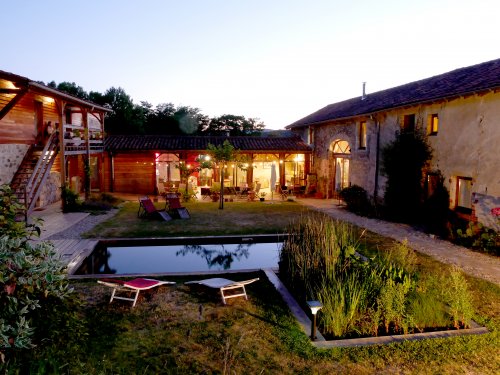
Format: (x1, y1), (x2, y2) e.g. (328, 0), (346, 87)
(63, 124), (104, 155)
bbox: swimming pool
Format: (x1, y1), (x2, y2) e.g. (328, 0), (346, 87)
(75, 235), (285, 275)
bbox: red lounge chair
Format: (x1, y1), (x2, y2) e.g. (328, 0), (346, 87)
(165, 193), (190, 219)
(138, 196), (172, 221)
(98, 278), (176, 307)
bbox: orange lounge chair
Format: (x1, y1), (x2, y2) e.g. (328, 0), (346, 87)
(185, 277), (259, 304)
(138, 196), (172, 221)
(98, 278), (175, 307)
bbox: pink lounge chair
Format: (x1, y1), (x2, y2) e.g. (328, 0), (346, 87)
(138, 196), (172, 221)
(185, 277), (259, 304)
(98, 278), (175, 307)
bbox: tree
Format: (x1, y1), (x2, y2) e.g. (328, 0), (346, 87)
(54, 81), (89, 100)
(198, 140), (241, 209)
(102, 87), (145, 134)
(202, 114), (264, 135)
(381, 129), (432, 223)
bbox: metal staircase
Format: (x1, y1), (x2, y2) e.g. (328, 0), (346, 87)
(10, 131), (59, 220)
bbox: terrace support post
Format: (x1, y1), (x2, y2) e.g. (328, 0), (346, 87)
(56, 99), (67, 212)
(82, 108), (91, 200)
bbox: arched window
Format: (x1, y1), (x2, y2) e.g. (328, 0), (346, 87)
(330, 140), (351, 154)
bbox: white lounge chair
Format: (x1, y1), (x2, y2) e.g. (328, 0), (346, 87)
(98, 278), (175, 307)
(185, 277), (259, 304)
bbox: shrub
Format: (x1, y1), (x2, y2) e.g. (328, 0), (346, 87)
(61, 183), (82, 212)
(441, 267), (474, 329)
(421, 172), (451, 237)
(382, 129), (432, 223)
(339, 185), (371, 215)
(0, 185), (77, 365)
(456, 222), (499, 255)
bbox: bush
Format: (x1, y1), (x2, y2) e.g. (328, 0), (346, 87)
(339, 185), (371, 215)
(0, 184), (78, 365)
(421, 173), (451, 237)
(455, 222), (499, 255)
(61, 183), (82, 212)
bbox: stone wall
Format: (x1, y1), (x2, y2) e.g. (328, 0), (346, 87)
(36, 172), (61, 207)
(0, 144), (30, 185)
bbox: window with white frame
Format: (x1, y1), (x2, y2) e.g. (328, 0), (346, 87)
(456, 176), (472, 212)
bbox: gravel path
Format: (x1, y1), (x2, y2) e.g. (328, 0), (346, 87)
(298, 199), (500, 286)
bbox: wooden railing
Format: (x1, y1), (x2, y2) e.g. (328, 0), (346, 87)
(23, 131), (60, 219)
(63, 124), (104, 154)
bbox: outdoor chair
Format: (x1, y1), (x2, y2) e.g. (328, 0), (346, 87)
(185, 277), (259, 304)
(165, 193), (190, 219)
(98, 278), (175, 307)
(278, 185), (289, 200)
(138, 196), (172, 221)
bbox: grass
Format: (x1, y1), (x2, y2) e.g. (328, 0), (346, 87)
(9, 267), (500, 374)
(5, 203), (499, 373)
(83, 200), (312, 238)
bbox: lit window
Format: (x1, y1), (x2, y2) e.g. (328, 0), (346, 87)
(428, 114), (439, 135)
(457, 177), (472, 211)
(307, 126), (314, 144)
(402, 114), (415, 132)
(359, 121), (367, 149)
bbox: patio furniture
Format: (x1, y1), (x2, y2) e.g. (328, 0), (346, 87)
(278, 185), (289, 200)
(185, 277), (259, 304)
(98, 278), (175, 307)
(165, 193), (190, 219)
(138, 196), (172, 221)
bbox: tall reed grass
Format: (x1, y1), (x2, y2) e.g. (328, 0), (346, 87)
(279, 214), (475, 339)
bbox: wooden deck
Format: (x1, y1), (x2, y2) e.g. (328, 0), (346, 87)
(31, 239), (99, 275)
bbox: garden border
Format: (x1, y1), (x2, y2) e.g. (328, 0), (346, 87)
(263, 269), (489, 348)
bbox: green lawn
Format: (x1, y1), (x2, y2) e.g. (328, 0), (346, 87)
(17, 267), (500, 374)
(7, 203), (499, 374)
(83, 200), (313, 238)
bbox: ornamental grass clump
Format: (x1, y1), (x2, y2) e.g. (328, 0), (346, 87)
(279, 214), (476, 339)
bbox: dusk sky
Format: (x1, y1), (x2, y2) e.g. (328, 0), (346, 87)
(3, 0), (499, 129)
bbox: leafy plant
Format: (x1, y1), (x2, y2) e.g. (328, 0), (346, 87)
(0, 186), (76, 364)
(456, 222), (499, 255)
(441, 267), (474, 329)
(340, 185), (372, 215)
(61, 183), (82, 212)
(381, 128), (432, 223)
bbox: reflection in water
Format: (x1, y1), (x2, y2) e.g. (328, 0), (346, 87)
(75, 241), (281, 275)
(78, 245), (117, 275)
(176, 244), (251, 269)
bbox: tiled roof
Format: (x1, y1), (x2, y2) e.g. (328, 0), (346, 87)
(105, 135), (312, 152)
(288, 58), (500, 128)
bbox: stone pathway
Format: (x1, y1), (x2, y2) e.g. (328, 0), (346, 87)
(297, 199), (500, 286)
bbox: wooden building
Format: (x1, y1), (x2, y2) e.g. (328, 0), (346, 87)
(104, 135), (312, 196)
(0, 70), (110, 215)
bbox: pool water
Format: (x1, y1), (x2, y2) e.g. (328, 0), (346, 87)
(75, 239), (282, 275)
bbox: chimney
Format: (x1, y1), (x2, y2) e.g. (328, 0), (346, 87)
(361, 82), (367, 100)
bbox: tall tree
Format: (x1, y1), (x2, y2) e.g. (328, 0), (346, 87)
(103, 87), (145, 134)
(202, 114), (264, 135)
(382, 129), (432, 223)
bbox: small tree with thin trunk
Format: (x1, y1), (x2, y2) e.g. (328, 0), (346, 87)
(198, 140), (249, 209)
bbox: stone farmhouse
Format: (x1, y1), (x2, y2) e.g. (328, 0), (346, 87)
(287, 58), (500, 230)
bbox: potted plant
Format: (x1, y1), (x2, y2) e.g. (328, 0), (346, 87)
(259, 192), (267, 202)
(210, 183), (221, 202)
(72, 129), (82, 146)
